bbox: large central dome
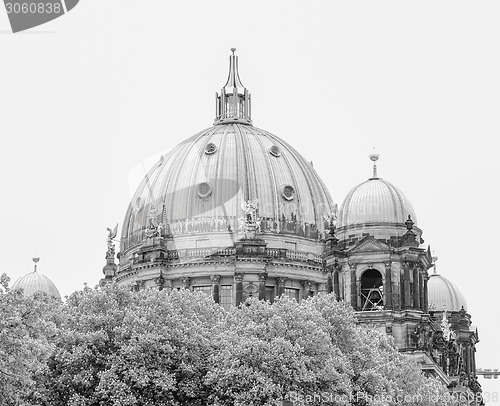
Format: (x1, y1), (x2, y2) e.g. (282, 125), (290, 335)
(120, 50), (335, 256)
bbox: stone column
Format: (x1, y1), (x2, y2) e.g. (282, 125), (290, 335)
(465, 344), (471, 376)
(392, 264), (401, 310)
(258, 273), (267, 300)
(356, 276), (362, 310)
(234, 273), (244, 306)
(384, 263), (393, 309)
(211, 275), (221, 304)
(419, 268), (424, 311)
(403, 262), (411, 309)
(350, 264), (357, 310)
(326, 269), (333, 294)
(413, 264), (420, 310)
(276, 277), (286, 297)
(423, 273), (429, 313)
(333, 269), (340, 301)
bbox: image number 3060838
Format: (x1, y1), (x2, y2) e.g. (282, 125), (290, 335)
(3, 0), (79, 33)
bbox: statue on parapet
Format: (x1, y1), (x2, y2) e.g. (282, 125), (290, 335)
(239, 198), (261, 232)
(106, 224), (118, 259)
(145, 206), (164, 238)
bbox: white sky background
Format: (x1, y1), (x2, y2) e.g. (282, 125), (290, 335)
(1, 0), (498, 398)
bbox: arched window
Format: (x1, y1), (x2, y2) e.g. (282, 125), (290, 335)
(361, 269), (384, 311)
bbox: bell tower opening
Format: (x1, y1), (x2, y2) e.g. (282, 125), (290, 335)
(361, 269), (384, 311)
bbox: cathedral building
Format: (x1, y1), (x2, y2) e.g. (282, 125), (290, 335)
(103, 49), (481, 402)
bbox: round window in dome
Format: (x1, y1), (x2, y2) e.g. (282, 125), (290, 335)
(205, 143), (217, 155)
(197, 182), (213, 198)
(269, 145), (281, 157)
(282, 185), (295, 201)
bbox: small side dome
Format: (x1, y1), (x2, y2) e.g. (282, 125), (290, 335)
(11, 258), (61, 299)
(336, 155), (421, 244)
(338, 178), (417, 227)
(428, 273), (467, 312)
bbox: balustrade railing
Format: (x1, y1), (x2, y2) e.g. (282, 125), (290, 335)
(129, 247), (323, 264)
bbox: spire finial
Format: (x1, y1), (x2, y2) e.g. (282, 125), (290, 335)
(32, 256), (40, 272)
(369, 149), (380, 179)
(215, 49), (252, 125)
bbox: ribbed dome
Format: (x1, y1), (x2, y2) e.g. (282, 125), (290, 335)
(428, 273), (467, 312)
(11, 271), (61, 299)
(121, 123), (335, 253)
(338, 178), (417, 228)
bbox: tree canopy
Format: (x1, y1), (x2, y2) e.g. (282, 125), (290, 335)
(0, 281), (457, 406)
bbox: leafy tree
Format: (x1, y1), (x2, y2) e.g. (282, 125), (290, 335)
(39, 285), (224, 406)
(1, 272), (10, 292)
(205, 296), (351, 405)
(0, 285), (61, 406)
(12, 284), (456, 406)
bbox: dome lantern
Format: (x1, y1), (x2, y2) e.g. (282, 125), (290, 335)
(215, 48), (252, 125)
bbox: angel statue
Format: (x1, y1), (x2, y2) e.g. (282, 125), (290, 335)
(145, 206), (164, 238)
(106, 224), (118, 259)
(239, 198), (261, 232)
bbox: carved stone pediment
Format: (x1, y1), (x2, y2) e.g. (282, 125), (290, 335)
(348, 236), (390, 253)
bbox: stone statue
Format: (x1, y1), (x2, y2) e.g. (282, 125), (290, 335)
(239, 198), (261, 232)
(106, 224), (118, 259)
(440, 311), (456, 341)
(411, 324), (427, 349)
(145, 206), (163, 238)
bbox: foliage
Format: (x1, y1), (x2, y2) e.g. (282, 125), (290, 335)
(205, 297), (352, 405)
(0, 281), (457, 406)
(1, 272), (10, 292)
(0, 289), (61, 406)
(39, 285), (224, 406)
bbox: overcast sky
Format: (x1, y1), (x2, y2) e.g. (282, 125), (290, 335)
(1, 0), (498, 398)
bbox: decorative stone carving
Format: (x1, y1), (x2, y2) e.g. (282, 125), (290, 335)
(258, 273), (268, 282)
(411, 324), (424, 349)
(333, 259), (342, 272)
(106, 224), (118, 259)
(440, 311), (456, 342)
(234, 273), (244, 283)
(133, 280), (145, 291)
(145, 206), (163, 238)
(276, 277), (287, 286)
(180, 276), (191, 289)
(239, 198), (261, 232)
(468, 375), (482, 394)
(302, 280), (312, 291)
(154, 272), (165, 290)
(210, 274), (221, 284)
